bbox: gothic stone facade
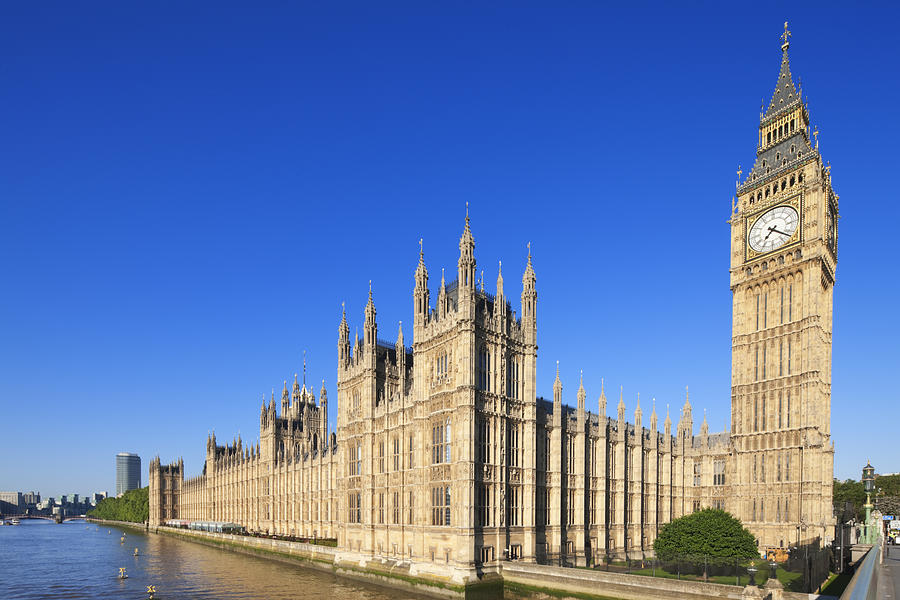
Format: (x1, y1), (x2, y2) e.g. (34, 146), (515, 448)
(150, 29), (836, 569)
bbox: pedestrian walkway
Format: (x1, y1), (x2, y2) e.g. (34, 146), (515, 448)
(879, 543), (900, 600)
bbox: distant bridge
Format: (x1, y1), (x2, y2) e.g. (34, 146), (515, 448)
(3, 514), (87, 523)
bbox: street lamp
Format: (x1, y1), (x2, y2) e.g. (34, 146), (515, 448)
(862, 462), (875, 544)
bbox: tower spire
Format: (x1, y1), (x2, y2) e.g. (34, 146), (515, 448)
(577, 369), (585, 413)
(617, 385), (625, 421)
(414, 238), (430, 327)
(764, 21), (799, 119)
(553, 360), (562, 405)
(458, 203), (475, 291)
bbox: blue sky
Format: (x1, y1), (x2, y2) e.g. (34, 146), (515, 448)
(1, 2), (898, 498)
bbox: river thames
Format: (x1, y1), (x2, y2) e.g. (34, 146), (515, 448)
(0, 519), (416, 599)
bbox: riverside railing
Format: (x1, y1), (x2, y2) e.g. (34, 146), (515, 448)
(839, 535), (882, 600)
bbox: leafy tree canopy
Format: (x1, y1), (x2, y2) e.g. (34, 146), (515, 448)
(87, 487), (148, 523)
(653, 509), (757, 561)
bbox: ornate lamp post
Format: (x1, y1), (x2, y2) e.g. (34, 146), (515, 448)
(862, 462), (875, 544)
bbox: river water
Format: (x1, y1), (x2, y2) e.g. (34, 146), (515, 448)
(0, 519), (416, 599)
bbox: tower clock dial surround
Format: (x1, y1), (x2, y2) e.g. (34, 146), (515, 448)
(747, 205), (799, 253)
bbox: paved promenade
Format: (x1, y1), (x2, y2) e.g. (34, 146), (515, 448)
(879, 543), (900, 600)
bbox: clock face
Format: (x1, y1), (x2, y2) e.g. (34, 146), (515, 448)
(748, 205), (799, 253)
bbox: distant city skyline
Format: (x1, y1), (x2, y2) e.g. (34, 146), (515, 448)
(2, 4), (898, 496)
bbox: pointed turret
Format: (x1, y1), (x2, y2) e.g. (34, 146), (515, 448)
(396, 320), (407, 391)
(413, 239), (430, 328)
(364, 281), (377, 350)
(553, 361), (562, 406)
(458, 203), (476, 294)
(664, 403), (672, 438)
(438, 268), (447, 317)
(319, 379), (328, 447)
(521, 242), (537, 328)
(678, 386), (693, 440)
(634, 393), (642, 431)
(338, 302), (350, 368)
(281, 379), (289, 415)
(577, 370), (585, 415)
(617, 386), (626, 422)
(701, 408), (709, 437)
(598, 378), (607, 417)
(496, 260), (504, 299)
(292, 372), (301, 401)
(650, 398), (658, 432)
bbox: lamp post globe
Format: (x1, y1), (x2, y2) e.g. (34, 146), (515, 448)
(863, 462), (875, 494)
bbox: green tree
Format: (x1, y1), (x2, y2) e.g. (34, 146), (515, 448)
(833, 478), (865, 522)
(88, 487), (148, 523)
(653, 509), (757, 562)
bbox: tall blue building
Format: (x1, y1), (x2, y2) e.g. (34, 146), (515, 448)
(115, 452), (141, 496)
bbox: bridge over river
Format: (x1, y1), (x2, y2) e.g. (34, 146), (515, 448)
(3, 514), (87, 523)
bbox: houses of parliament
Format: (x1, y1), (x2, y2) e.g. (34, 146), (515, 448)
(150, 25), (838, 572)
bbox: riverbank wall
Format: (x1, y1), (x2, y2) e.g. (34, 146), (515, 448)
(90, 521), (833, 600)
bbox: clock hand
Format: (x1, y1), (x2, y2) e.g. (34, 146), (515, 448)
(768, 226), (791, 237)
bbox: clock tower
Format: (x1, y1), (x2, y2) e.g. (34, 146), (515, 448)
(730, 23), (837, 548)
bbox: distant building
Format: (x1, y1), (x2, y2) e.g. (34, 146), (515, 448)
(0, 491), (22, 514)
(22, 491), (40, 505)
(116, 453), (141, 496)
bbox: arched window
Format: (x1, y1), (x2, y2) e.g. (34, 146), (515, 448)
(507, 357), (520, 399)
(477, 347), (491, 391)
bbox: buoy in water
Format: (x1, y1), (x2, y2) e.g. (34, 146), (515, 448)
(118, 567), (128, 579)
(134, 548), (139, 556)
(120, 536), (125, 543)
(147, 584), (157, 599)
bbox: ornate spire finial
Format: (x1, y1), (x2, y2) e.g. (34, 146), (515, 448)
(736, 165), (742, 189)
(580, 369), (583, 386)
(419, 238), (423, 259)
(781, 20), (791, 51)
(556, 360), (559, 378)
(600, 377), (604, 394)
(465, 201), (469, 223)
(813, 125), (819, 150)
(527, 241), (532, 262)
(441, 267), (445, 287)
(368, 279), (372, 299)
(480, 269), (484, 292)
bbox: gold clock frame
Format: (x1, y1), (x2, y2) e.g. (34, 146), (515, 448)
(744, 191), (803, 263)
